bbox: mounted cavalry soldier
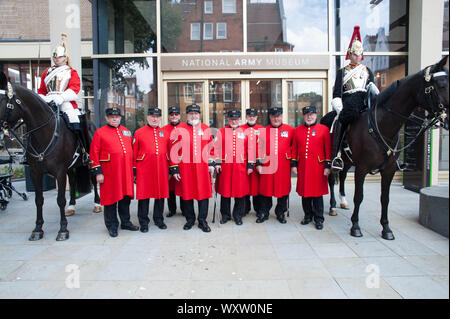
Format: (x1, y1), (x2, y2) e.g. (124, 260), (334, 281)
(37, 33), (89, 165)
(331, 26), (379, 171)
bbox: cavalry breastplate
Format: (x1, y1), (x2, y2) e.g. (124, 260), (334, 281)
(342, 64), (369, 94)
(45, 66), (71, 93)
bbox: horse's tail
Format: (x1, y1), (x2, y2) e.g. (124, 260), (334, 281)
(71, 165), (92, 197)
(320, 110), (337, 130)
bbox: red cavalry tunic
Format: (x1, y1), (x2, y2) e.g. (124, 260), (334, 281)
(170, 122), (214, 201)
(133, 125), (170, 200)
(216, 126), (250, 198)
(258, 124), (295, 198)
(38, 67), (80, 109)
(241, 123), (264, 196)
(163, 122), (181, 191)
(292, 123), (331, 197)
(90, 125), (134, 206)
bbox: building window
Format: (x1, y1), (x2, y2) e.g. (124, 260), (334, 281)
(217, 23), (227, 39)
(275, 83), (281, 103)
(191, 23), (200, 40)
(204, 23), (214, 40)
(380, 73), (387, 88)
(184, 83), (194, 102)
(222, 0), (236, 14)
(275, 48), (283, 52)
(223, 82), (233, 102)
(204, 1), (213, 14)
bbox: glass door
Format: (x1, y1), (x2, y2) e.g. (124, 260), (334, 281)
(287, 80), (324, 127)
(167, 81), (205, 123)
(208, 80), (242, 129)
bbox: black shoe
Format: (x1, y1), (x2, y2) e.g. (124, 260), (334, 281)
(121, 223), (139, 231)
(183, 222), (194, 230)
(140, 225), (149, 233)
(277, 215), (287, 224)
(235, 219), (243, 226)
(300, 218), (312, 225)
(315, 222), (324, 230)
(166, 211), (176, 218)
(108, 228), (118, 237)
(256, 215), (268, 223)
(198, 221), (211, 233)
(155, 223), (167, 230)
(220, 216), (231, 224)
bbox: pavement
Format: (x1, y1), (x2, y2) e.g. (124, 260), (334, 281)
(0, 179), (448, 299)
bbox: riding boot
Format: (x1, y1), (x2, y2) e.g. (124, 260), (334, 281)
(75, 129), (89, 166)
(331, 120), (344, 171)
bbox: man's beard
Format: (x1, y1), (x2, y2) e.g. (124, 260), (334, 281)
(188, 119), (200, 126)
(247, 119), (257, 125)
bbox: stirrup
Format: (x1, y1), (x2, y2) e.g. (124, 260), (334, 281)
(331, 157), (344, 171)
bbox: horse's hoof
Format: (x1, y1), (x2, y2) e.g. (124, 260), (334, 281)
(65, 210), (75, 217)
(329, 209), (338, 216)
(382, 231), (395, 240)
(350, 228), (363, 237)
(340, 203), (349, 210)
(56, 231), (70, 241)
(29, 231), (44, 241)
(93, 206), (103, 213)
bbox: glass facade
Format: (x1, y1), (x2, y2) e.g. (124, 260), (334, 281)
(96, 57), (158, 130)
(209, 80), (241, 128)
(247, 0), (328, 52)
(287, 80), (324, 128)
(249, 80), (281, 126)
(167, 81), (204, 124)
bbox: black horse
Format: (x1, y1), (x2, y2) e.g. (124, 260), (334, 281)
(0, 71), (93, 241)
(321, 57), (448, 240)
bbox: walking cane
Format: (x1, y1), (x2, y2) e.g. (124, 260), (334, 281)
(212, 170), (218, 223)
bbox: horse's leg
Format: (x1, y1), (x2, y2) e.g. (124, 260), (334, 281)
(56, 171), (70, 241)
(339, 164), (350, 209)
(350, 167), (367, 237)
(92, 174), (102, 213)
(29, 168), (44, 241)
(380, 165), (396, 240)
(66, 169), (76, 216)
(328, 174), (337, 215)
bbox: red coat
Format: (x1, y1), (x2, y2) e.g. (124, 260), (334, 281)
(258, 124), (295, 198)
(215, 126), (249, 198)
(38, 67), (80, 109)
(292, 123), (331, 197)
(133, 125), (170, 200)
(170, 123), (214, 201)
(240, 123), (264, 196)
(90, 125), (134, 206)
(163, 122), (182, 191)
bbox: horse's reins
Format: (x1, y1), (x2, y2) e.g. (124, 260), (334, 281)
(0, 82), (61, 162)
(368, 67), (448, 170)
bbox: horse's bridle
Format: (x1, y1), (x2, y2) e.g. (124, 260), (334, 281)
(423, 67), (448, 128)
(0, 82), (61, 162)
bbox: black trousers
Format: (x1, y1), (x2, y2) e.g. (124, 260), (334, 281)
(138, 198), (164, 226)
(302, 196), (324, 223)
(244, 195), (262, 215)
(167, 190), (177, 214)
(259, 195), (289, 218)
(181, 198), (209, 224)
(220, 196), (245, 220)
(104, 196), (132, 230)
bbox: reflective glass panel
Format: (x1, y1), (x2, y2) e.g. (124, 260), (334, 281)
(167, 82), (204, 124)
(161, 0), (243, 52)
(96, 57), (158, 131)
(249, 79), (281, 126)
(247, 0), (328, 52)
(209, 80), (241, 129)
(444, 0), (449, 51)
(96, 0), (157, 54)
(287, 80), (323, 127)
(333, 0), (408, 52)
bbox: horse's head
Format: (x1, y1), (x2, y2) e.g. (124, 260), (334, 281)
(0, 71), (25, 130)
(420, 56), (449, 130)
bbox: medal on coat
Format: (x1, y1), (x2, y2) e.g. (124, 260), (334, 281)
(238, 132), (245, 139)
(198, 129), (204, 135)
(312, 130), (316, 136)
(281, 131), (288, 138)
(255, 130), (260, 135)
(159, 131), (164, 137)
(122, 130), (132, 137)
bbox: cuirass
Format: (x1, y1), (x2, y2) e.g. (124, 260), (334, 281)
(343, 65), (369, 92)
